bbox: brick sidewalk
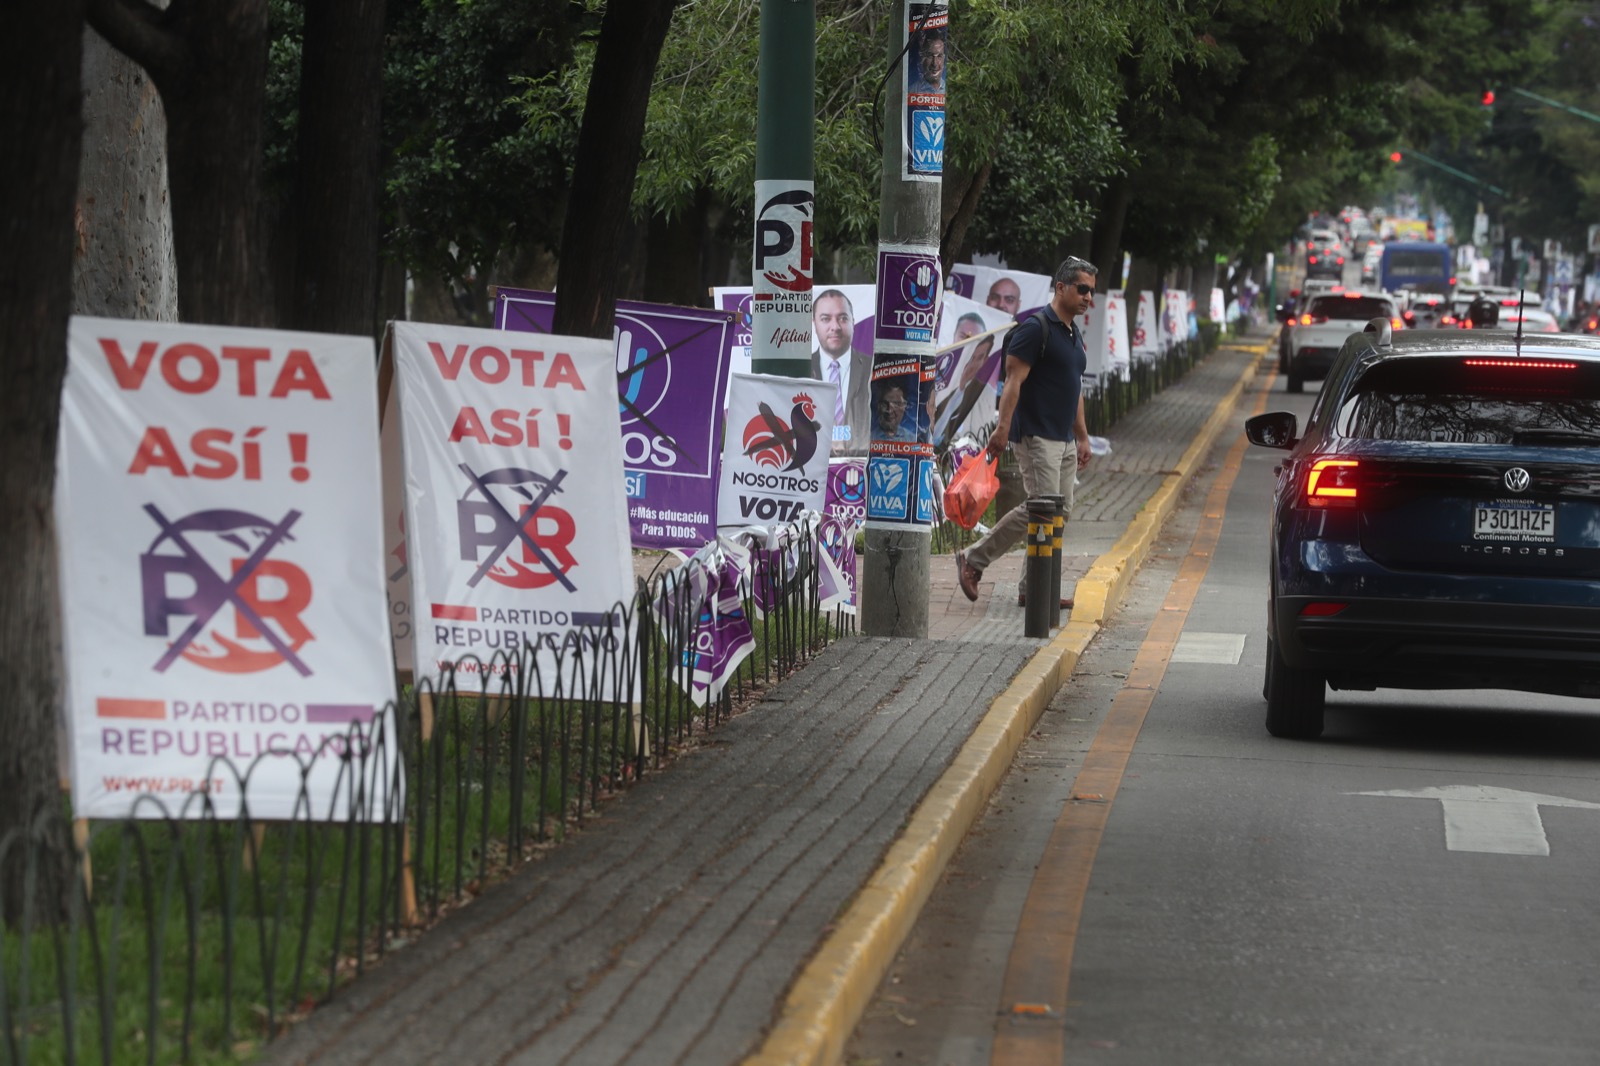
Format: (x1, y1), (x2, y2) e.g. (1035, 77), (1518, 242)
(262, 330), (1268, 1066)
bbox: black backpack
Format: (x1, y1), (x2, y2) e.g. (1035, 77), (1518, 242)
(998, 310), (1054, 384)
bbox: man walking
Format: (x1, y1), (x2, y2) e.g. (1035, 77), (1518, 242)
(957, 257), (1096, 608)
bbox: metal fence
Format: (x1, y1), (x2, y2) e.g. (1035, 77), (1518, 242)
(0, 526), (848, 1065)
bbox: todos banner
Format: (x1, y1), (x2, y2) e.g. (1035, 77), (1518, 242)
(717, 372), (837, 530)
(494, 287), (734, 550)
(391, 322), (633, 692)
(57, 317), (400, 821)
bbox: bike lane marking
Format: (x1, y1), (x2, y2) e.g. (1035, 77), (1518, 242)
(989, 365), (1277, 1065)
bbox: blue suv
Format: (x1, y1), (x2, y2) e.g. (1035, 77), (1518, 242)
(1246, 322), (1600, 738)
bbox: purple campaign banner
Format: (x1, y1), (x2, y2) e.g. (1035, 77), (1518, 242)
(824, 459), (865, 610)
(875, 248), (942, 345)
(495, 288), (734, 550)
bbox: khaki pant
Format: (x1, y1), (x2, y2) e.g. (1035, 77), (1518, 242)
(965, 436), (1077, 575)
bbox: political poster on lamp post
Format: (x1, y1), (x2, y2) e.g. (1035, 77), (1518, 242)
(391, 322), (634, 692)
(56, 317), (400, 821)
(493, 288), (735, 550)
(901, 2), (947, 182)
(718, 373), (837, 530)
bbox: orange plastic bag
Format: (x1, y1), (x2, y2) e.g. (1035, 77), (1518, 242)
(943, 451), (999, 530)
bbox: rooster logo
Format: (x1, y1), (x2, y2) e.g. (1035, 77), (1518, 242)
(742, 392), (823, 474)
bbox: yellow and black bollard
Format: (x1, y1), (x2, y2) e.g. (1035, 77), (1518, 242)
(1024, 498), (1056, 638)
(1042, 494), (1066, 628)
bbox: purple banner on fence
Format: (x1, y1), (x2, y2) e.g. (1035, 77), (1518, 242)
(824, 458), (865, 610)
(495, 288), (734, 550)
(693, 554), (755, 704)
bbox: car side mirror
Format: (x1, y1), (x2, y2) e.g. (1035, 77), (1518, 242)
(1245, 411), (1298, 450)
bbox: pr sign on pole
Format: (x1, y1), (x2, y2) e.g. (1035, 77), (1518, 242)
(56, 317), (400, 821)
(750, 179), (815, 368)
(390, 322), (634, 694)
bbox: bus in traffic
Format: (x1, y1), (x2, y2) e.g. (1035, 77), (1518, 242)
(1379, 241), (1453, 294)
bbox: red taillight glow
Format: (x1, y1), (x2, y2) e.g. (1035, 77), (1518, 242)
(1391, 317), (1404, 329)
(1343, 292), (1361, 298)
(1299, 313), (1312, 325)
(1300, 602), (1348, 617)
(1308, 255), (1318, 264)
(1336, 256), (1345, 265)
(1305, 459), (1359, 508)
(1462, 358), (1578, 370)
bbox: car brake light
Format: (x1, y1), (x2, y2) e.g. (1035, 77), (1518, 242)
(1501, 298), (1517, 306)
(1300, 602), (1348, 617)
(1308, 255), (1318, 264)
(1299, 313), (1311, 325)
(1441, 315), (1457, 325)
(1463, 358), (1577, 370)
(1305, 459), (1359, 508)
(1391, 317), (1404, 329)
(1449, 276), (1457, 286)
(1336, 257), (1345, 265)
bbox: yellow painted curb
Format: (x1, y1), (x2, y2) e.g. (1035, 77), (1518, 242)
(744, 340), (1267, 1066)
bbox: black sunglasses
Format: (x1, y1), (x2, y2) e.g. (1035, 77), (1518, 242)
(1061, 282), (1094, 296)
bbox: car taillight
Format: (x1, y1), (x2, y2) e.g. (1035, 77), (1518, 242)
(1336, 257), (1345, 265)
(1391, 317), (1404, 329)
(1299, 313), (1311, 325)
(1588, 318), (1598, 330)
(1462, 358), (1577, 370)
(1308, 255), (1318, 264)
(1300, 602), (1348, 617)
(1441, 315), (1457, 325)
(1304, 459), (1359, 508)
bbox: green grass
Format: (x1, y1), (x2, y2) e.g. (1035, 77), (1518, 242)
(2, 604), (844, 1065)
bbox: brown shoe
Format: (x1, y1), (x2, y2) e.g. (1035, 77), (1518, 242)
(956, 551), (982, 602)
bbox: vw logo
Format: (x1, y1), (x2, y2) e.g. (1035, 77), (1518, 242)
(1504, 467), (1531, 493)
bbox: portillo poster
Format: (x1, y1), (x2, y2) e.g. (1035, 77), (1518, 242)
(717, 373), (838, 530)
(493, 288), (735, 550)
(391, 322), (634, 693)
(55, 317), (400, 821)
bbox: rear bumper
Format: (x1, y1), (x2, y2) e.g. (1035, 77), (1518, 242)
(1275, 596), (1600, 697)
(1288, 346), (1339, 378)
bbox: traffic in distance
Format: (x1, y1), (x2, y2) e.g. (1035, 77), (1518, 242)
(1262, 204), (1600, 740)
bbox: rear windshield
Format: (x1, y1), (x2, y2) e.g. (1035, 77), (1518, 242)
(1310, 295), (1393, 321)
(1338, 358), (1600, 443)
(1383, 250), (1448, 276)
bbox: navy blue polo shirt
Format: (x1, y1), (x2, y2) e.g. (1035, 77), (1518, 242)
(1007, 305), (1086, 443)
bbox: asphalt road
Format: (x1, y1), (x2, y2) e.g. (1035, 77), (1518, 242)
(848, 367), (1600, 1065)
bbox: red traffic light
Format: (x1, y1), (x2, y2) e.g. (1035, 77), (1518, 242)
(1389, 151), (1403, 163)
(1482, 90), (1496, 106)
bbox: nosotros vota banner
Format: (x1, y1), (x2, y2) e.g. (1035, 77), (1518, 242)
(717, 372), (838, 530)
(391, 322), (634, 694)
(494, 288), (735, 550)
(56, 317), (400, 821)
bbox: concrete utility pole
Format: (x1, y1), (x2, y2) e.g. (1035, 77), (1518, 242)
(750, 0), (816, 377)
(861, 2), (947, 637)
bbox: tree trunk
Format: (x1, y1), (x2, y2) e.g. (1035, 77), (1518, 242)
(88, 0), (272, 326)
(550, 0), (679, 339)
(288, 0), (386, 337)
(74, 25), (177, 321)
(0, 0), (87, 922)
(939, 159), (991, 276)
(1089, 172), (1131, 288)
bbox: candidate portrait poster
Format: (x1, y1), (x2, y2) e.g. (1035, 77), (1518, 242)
(718, 372), (837, 530)
(56, 317), (400, 821)
(902, 2), (947, 182)
(947, 264), (1052, 320)
(717, 283), (877, 456)
(391, 322), (634, 695)
(931, 292), (1009, 441)
(495, 288), (734, 550)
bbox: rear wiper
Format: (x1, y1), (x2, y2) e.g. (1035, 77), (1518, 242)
(1510, 428), (1600, 445)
